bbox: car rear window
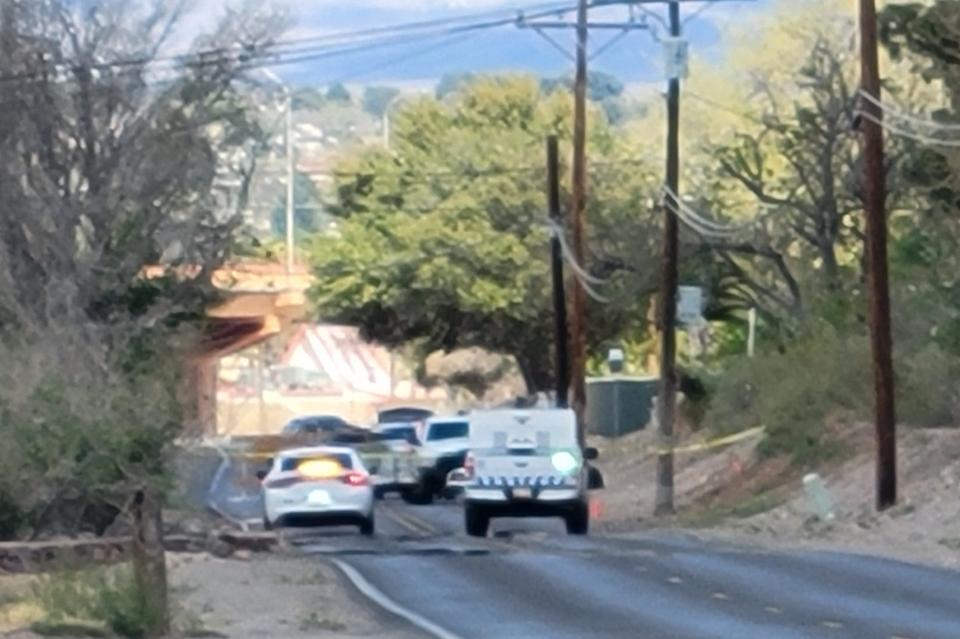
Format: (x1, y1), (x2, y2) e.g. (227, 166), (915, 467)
(283, 417), (345, 433)
(280, 453), (353, 472)
(427, 421), (468, 441)
(376, 426), (419, 444)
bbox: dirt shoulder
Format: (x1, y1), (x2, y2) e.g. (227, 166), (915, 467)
(591, 426), (960, 570)
(1, 552), (421, 639)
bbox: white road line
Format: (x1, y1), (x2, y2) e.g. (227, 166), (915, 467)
(332, 558), (464, 639)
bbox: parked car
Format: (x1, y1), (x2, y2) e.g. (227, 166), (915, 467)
(281, 415), (352, 437)
(403, 416), (471, 505)
(258, 446), (375, 535)
(376, 406), (434, 424)
(368, 422), (422, 498)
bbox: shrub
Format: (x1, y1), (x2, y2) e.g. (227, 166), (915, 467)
(898, 343), (960, 428)
(33, 563), (163, 639)
(703, 327), (872, 466)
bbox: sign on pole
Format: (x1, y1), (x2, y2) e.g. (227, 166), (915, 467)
(662, 37), (689, 80)
(677, 285), (704, 326)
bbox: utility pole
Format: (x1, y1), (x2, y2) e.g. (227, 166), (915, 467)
(655, 1), (682, 516)
(547, 135), (570, 410)
(284, 90), (296, 275)
(859, 0), (897, 510)
(569, 0), (589, 444)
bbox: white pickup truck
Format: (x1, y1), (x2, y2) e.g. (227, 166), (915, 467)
(448, 408), (601, 537)
(401, 416), (471, 505)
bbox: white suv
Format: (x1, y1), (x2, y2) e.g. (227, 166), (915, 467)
(451, 408), (600, 537)
(402, 416), (470, 505)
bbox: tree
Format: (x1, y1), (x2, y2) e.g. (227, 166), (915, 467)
(310, 76), (660, 393)
(0, 1), (282, 634)
(271, 172), (328, 237)
(362, 85), (401, 118)
(326, 82), (352, 103)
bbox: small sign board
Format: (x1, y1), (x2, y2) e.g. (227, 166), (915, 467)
(662, 37), (690, 80)
(677, 286), (704, 325)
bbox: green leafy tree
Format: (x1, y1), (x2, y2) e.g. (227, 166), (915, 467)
(0, 1), (283, 634)
(271, 172), (327, 237)
(310, 76), (660, 392)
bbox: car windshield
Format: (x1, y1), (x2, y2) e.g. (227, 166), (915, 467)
(376, 426), (419, 444)
(280, 453), (353, 472)
(427, 421), (469, 441)
(283, 417), (344, 433)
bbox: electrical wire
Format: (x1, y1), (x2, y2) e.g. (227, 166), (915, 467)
(0, 1), (580, 87)
(683, 0), (721, 26)
(661, 184), (757, 233)
(856, 109), (960, 148)
(858, 89), (960, 133)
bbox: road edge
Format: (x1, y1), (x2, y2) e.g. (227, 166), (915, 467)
(330, 558), (464, 639)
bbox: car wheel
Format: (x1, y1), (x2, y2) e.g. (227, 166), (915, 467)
(359, 513), (375, 537)
(374, 486), (386, 500)
(565, 500), (589, 535)
(464, 503), (490, 538)
(401, 482), (434, 505)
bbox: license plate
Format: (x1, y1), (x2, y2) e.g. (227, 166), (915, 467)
(513, 487), (533, 499)
(307, 490), (331, 505)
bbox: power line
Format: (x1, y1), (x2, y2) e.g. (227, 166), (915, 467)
(856, 110), (960, 148)
(858, 89), (960, 133)
(0, 1), (579, 86)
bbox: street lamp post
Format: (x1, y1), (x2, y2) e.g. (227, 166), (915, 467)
(259, 69), (295, 275)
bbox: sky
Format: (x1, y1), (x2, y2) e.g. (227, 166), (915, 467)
(180, 0), (771, 88)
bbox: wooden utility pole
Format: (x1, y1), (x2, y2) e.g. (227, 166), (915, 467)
(655, 1), (682, 516)
(547, 136), (570, 409)
(859, 0), (897, 510)
(569, 0), (589, 444)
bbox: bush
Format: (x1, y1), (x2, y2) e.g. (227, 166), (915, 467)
(703, 327), (872, 466)
(898, 343), (960, 428)
(33, 563), (163, 639)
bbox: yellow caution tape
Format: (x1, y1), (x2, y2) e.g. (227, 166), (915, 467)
(647, 426), (766, 455)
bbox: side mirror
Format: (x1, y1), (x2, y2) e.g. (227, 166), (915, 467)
(587, 465), (605, 490)
(255, 470), (267, 481)
(583, 446), (599, 461)
(446, 468), (471, 488)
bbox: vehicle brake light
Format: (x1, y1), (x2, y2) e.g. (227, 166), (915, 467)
(343, 471), (369, 486)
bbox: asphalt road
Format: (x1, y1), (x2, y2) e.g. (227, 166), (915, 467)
(278, 497), (960, 639)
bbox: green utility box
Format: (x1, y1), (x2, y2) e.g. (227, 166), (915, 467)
(586, 376), (658, 437)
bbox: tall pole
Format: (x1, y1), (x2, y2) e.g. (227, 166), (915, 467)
(569, 0), (589, 445)
(655, 1), (682, 516)
(284, 91), (295, 276)
(859, 0), (897, 511)
(548, 136), (570, 410)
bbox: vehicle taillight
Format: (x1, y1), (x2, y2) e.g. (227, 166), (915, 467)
(343, 471), (369, 486)
(463, 452), (475, 479)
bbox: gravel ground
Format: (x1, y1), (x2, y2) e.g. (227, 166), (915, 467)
(1, 552), (422, 639)
(167, 552), (421, 638)
(591, 425), (960, 570)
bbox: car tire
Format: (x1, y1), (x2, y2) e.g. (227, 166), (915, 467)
(464, 503), (490, 538)
(401, 482), (434, 505)
(359, 513), (375, 537)
(374, 486), (386, 500)
(565, 500), (589, 535)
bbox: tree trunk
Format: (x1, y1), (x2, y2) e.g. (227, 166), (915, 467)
(129, 489), (169, 638)
(515, 349), (554, 398)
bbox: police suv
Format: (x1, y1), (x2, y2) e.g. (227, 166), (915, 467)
(449, 408), (601, 537)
